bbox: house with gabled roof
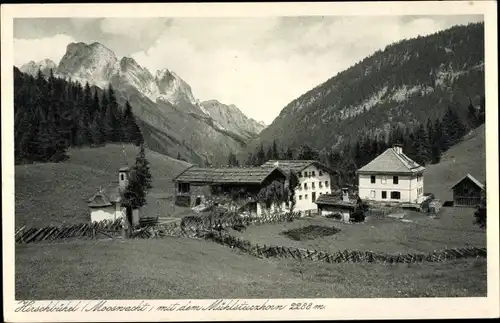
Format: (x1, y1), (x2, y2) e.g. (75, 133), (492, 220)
(450, 173), (485, 207)
(172, 166), (288, 216)
(261, 160), (338, 214)
(357, 145), (425, 204)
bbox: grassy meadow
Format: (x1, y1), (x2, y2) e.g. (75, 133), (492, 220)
(424, 124), (485, 202)
(16, 237), (486, 299)
(227, 207), (485, 254)
(15, 144), (192, 227)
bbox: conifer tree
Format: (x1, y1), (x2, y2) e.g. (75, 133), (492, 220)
(414, 123), (431, 165)
(271, 139), (280, 159)
(122, 144), (153, 210)
(257, 143), (266, 165)
(106, 85), (121, 142)
(427, 118), (441, 164)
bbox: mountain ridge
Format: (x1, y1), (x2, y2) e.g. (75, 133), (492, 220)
(17, 41), (263, 165)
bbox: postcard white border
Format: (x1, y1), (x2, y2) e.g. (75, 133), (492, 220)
(2, 1), (499, 321)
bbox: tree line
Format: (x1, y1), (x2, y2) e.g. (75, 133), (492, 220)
(242, 99), (485, 187)
(14, 68), (144, 164)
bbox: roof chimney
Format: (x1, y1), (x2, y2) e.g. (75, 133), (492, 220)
(393, 144), (403, 154)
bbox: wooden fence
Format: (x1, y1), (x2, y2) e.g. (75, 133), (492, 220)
(14, 211), (302, 244)
(204, 231), (487, 264)
(15, 219), (123, 244)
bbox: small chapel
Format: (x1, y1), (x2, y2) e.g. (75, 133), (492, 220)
(87, 166), (140, 226)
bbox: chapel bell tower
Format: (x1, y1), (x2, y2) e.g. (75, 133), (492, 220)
(119, 166), (130, 190)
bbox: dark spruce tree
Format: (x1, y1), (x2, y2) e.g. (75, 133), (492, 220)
(256, 143), (266, 165)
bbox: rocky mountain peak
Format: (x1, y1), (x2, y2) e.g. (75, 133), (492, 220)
(19, 59), (57, 77)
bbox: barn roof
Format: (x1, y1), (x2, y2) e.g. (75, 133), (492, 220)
(315, 194), (357, 208)
(172, 166), (287, 185)
(450, 173), (485, 190)
(261, 159), (337, 175)
(357, 147), (425, 174)
(87, 183), (122, 208)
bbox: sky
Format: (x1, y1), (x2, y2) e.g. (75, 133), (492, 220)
(14, 15), (483, 124)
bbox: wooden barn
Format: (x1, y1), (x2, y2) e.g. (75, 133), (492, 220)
(172, 166), (288, 216)
(450, 173), (485, 207)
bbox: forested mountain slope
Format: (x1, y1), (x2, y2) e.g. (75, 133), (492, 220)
(252, 23), (484, 153)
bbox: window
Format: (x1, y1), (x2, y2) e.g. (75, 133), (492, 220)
(312, 171), (316, 177)
(319, 182), (323, 188)
(299, 195), (302, 200)
(304, 183), (308, 189)
(312, 183), (315, 189)
(370, 190), (376, 198)
(305, 194), (308, 200)
(382, 191), (387, 199)
(298, 172), (302, 178)
(325, 181), (329, 187)
(381, 176), (386, 184)
(370, 175), (376, 183)
(120, 174), (124, 181)
(390, 191), (401, 200)
(319, 171), (323, 176)
(393, 176), (399, 184)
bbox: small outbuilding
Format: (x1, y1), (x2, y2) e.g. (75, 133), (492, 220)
(450, 173), (485, 207)
(315, 188), (360, 222)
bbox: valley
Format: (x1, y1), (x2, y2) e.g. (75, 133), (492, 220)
(12, 18), (490, 303)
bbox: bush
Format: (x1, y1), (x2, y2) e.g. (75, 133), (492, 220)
(350, 210), (366, 223)
(474, 184), (486, 228)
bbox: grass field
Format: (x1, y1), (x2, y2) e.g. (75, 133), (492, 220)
(424, 124), (486, 202)
(15, 144), (192, 228)
(15, 237), (486, 299)
(227, 207), (485, 254)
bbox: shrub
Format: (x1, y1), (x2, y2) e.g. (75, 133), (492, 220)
(474, 184), (486, 228)
(350, 210), (366, 223)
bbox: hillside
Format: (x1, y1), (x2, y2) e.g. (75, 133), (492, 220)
(15, 144), (191, 227)
(424, 124), (486, 201)
(250, 23), (484, 153)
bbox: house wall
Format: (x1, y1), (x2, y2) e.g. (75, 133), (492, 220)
(90, 204), (126, 223)
(318, 205), (351, 222)
(294, 165), (334, 212)
(358, 173), (424, 203)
